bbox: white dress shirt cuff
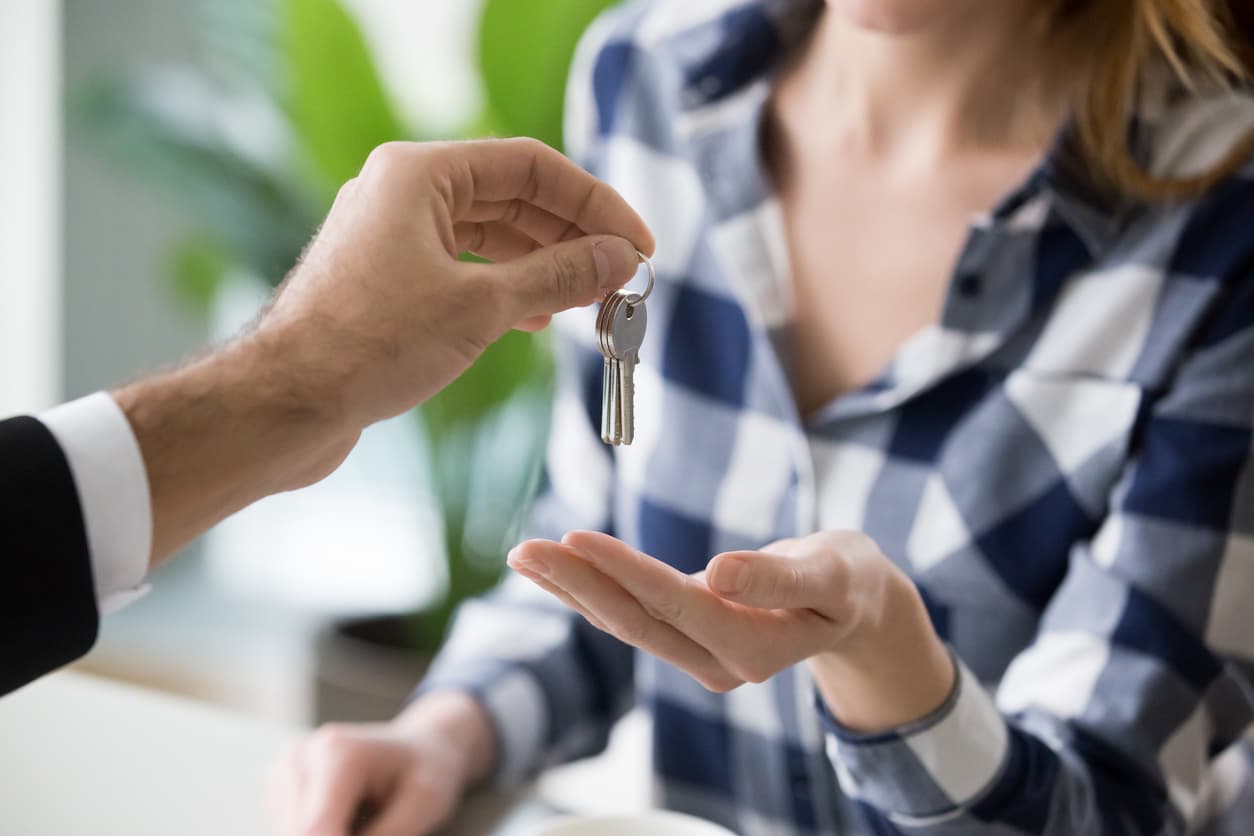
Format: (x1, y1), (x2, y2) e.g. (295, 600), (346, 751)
(38, 392), (152, 614)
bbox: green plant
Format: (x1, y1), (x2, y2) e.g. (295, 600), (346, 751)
(74, 0), (617, 651)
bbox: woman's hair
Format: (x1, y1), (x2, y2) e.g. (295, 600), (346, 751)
(1046, 0), (1254, 201)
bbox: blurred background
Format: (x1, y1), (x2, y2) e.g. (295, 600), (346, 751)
(1, 0), (614, 727)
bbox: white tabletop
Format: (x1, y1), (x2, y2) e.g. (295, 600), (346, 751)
(0, 672), (558, 836)
(0, 672), (294, 835)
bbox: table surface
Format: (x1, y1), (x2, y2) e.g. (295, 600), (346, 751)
(0, 672), (559, 836)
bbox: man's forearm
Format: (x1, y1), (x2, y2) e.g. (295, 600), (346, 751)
(112, 330), (356, 566)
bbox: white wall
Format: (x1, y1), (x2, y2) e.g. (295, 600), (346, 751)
(62, 0), (207, 400)
(0, 1), (61, 413)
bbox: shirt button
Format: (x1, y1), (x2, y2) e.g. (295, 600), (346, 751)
(699, 75), (722, 97)
(788, 754), (811, 791)
(957, 273), (983, 298)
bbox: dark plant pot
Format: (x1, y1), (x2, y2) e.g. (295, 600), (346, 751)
(313, 614), (431, 724)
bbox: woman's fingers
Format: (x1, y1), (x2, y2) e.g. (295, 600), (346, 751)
(509, 540), (743, 692)
(559, 532), (835, 681)
(266, 741), (307, 835)
(297, 727), (374, 834)
(706, 550), (847, 612)
(358, 778), (451, 836)
(561, 533), (804, 643)
(707, 531), (878, 621)
(511, 530), (884, 692)
(507, 548), (609, 631)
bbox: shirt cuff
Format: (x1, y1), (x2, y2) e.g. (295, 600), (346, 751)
(819, 651), (1010, 826)
(38, 392), (152, 614)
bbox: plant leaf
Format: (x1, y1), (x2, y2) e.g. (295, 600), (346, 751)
(477, 0), (618, 150)
(166, 235), (235, 311)
(71, 71), (320, 287)
(195, 0), (282, 99)
(279, 0), (409, 195)
(421, 329), (553, 442)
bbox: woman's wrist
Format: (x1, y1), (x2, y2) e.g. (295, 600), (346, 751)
(393, 690), (499, 789)
(808, 568), (955, 734)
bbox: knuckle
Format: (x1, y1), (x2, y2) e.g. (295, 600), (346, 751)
(548, 249), (585, 303)
(574, 180), (608, 226)
(729, 659), (773, 684)
(310, 724), (355, 759)
(643, 597), (684, 625)
(333, 176), (359, 204)
(784, 563), (805, 599)
(825, 529), (872, 554)
(513, 138), (547, 202)
(509, 135), (549, 155)
(614, 615), (652, 646)
(505, 198), (525, 224)
(364, 141), (413, 174)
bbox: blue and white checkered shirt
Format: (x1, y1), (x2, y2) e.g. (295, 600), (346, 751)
(421, 2), (1254, 832)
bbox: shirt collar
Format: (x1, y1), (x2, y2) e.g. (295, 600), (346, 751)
(674, 0), (1135, 261)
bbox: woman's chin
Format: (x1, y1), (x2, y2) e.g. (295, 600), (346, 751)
(828, 0), (943, 34)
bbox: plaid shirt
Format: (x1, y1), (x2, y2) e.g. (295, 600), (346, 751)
(421, 2), (1254, 832)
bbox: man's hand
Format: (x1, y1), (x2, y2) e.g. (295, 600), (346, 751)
(508, 530), (955, 733)
(114, 138), (653, 562)
(262, 137), (654, 428)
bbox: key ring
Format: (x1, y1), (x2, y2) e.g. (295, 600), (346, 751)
(631, 251), (655, 305)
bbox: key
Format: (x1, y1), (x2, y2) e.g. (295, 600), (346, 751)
(596, 252), (655, 446)
(600, 354), (615, 443)
(597, 291), (625, 444)
(607, 291), (647, 445)
(597, 289), (630, 444)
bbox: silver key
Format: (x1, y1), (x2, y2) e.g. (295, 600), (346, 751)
(600, 354), (615, 443)
(597, 292), (625, 444)
(596, 252), (655, 446)
(607, 292), (647, 445)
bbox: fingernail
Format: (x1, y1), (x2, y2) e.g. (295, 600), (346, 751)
(711, 556), (749, 595)
(509, 553), (548, 578)
(594, 237), (637, 290)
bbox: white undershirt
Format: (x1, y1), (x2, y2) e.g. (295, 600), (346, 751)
(37, 392), (151, 615)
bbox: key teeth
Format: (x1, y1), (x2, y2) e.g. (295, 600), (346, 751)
(597, 288), (646, 448)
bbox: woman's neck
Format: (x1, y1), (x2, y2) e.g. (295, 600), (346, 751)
(780, 3), (1069, 171)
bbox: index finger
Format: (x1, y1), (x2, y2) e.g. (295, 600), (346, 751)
(441, 138), (655, 255)
(301, 740), (369, 834)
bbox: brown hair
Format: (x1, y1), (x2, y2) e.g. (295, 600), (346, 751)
(1046, 0), (1254, 201)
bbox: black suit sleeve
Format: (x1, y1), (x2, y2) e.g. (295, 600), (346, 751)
(0, 416), (100, 697)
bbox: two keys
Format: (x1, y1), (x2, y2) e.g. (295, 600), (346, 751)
(598, 253), (654, 446)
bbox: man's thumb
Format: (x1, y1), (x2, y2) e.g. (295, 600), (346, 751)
(489, 235), (640, 321)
